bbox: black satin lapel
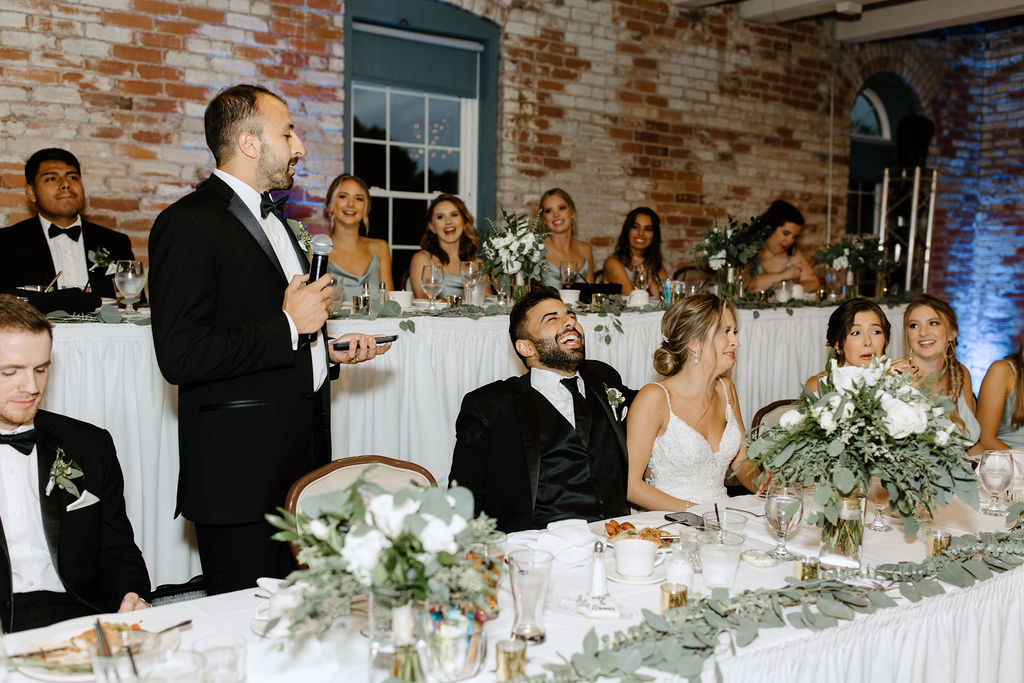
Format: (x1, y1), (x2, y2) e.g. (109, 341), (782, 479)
(515, 379), (543, 521)
(226, 197), (287, 283)
(31, 218), (58, 284)
(283, 220), (310, 275)
(584, 379), (628, 461)
(34, 430), (64, 568)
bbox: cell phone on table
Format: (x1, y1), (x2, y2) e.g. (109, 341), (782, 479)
(663, 511), (704, 528)
(332, 334), (398, 351)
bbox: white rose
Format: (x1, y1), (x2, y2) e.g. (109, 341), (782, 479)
(779, 409), (804, 429)
(935, 430), (950, 446)
(862, 361), (886, 387)
(708, 249), (726, 271)
(308, 518), (330, 541)
(879, 392), (929, 439)
(830, 363), (866, 395)
(826, 395), (854, 420)
(419, 514), (458, 554)
(832, 255), (848, 270)
(368, 495), (420, 538)
(340, 528), (389, 584)
(812, 404), (838, 434)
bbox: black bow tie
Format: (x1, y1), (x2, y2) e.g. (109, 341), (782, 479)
(0, 429), (35, 455)
(48, 224), (81, 241)
(260, 193), (288, 223)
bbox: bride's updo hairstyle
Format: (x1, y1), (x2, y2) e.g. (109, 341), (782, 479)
(654, 293), (734, 377)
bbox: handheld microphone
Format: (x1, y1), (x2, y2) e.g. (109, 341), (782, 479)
(303, 233), (333, 343)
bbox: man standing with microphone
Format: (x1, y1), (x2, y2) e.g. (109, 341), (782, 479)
(149, 84), (389, 594)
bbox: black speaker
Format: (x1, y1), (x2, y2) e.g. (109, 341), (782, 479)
(895, 114), (935, 167)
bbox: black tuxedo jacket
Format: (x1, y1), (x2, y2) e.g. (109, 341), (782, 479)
(0, 411), (150, 633)
(149, 173), (333, 526)
(0, 216), (135, 298)
(449, 360), (635, 532)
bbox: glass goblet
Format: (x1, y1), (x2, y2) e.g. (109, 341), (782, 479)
(632, 264), (650, 292)
(113, 259), (146, 314)
(420, 264), (444, 311)
(559, 260), (579, 289)
(766, 480), (803, 561)
(979, 450), (1014, 516)
(459, 260), (481, 299)
(866, 476), (892, 532)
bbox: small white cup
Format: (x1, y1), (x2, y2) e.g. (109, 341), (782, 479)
(559, 289), (581, 304)
(613, 538), (660, 577)
(791, 283), (805, 299)
(628, 290), (650, 307)
(388, 290), (413, 308)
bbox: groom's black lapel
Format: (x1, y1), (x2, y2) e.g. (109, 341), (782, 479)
(34, 428), (64, 568)
(206, 175), (288, 284)
(513, 374), (543, 521)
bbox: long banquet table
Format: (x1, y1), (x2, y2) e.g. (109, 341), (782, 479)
(44, 305), (906, 587)
(3, 496), (1017, 682)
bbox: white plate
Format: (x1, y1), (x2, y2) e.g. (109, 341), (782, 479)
(605, 563), (667, 585)
(8, 614), (180, 681)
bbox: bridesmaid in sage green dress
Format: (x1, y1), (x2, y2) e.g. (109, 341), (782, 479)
(324, 173), (393, 300)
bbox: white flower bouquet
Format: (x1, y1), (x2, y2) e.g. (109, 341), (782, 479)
(747, 357), (978, 552)
(693, 214), (771, 273)
(814, 234), (894, 273)
(479, 210), (549, 284)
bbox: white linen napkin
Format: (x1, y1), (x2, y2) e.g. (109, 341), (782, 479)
(506, 519), (600, 567)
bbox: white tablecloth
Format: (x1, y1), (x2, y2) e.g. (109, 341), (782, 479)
(2, 497), (1016, 682)
(42, 305), (906, 586)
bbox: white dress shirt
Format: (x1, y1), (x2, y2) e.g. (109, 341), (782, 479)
(0, 425), (65, 593)
(530, 367), (584, 428)
(39, 216), (89, 290)
(212, 170), (328, 391)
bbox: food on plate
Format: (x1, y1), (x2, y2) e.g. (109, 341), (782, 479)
(11, 622), (144, 671)
(604, 519), (670, 546)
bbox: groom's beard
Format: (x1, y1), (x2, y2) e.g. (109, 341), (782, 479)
(530, 333), (585, 374)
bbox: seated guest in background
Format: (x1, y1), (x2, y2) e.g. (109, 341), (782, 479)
(537, 188), (594, 287)
(973, 326), (1024, 453)
(324, 173), (394, 300)
(410, 193), (481, 299)
(0, 148), (135, 297)
(449, 286), (633, 532)
(0, 294), (150, 632)
(626, 294), (759, 512)
(806, 297), (891, 391)
(892, 294), (979, 446)
(603, 207), (668, 297)
(747, 199), (819, 294)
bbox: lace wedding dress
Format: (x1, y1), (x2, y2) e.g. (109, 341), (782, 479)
(646, 381), (742, 504)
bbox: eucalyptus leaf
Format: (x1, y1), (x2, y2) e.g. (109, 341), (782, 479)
(833, 467), (856, 494)
(961, 558), (993, 581)
(672, 655), (704, 677)
(735, 619), (758, 646)
(912, 579), (945, 597)
(570, 653), (601, 677)
(583, 628), (599, 656)
(643, 609), (670, 633)
(617, 649), (643, 673)
(815, 597), (854, 620)
(865, 589), (898, 608)
(898, 581), (922, 602)
(937, 562), (973, 588)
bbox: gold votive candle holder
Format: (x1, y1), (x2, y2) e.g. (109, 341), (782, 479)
(496, 638), (527, 681)
(794, 556), (820, 581)
(925, 529), (951, 557)
(352, 294), (370, 314)
(446, 294), (463, 307)
(660, 582), (687, 613)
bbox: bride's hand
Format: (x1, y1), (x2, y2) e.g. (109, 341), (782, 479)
(891, 357), (917, 376)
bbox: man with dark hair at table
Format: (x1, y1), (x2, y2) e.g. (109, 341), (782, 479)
(449, 286), (635, 533)
(149, 83), (389, 595)
(0, 148), (136, 297)
(0, 294), (150, 632)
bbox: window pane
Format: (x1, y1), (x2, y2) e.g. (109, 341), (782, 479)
(390, 145), (425, 192)
(428, 98), (459, 147)
(353, 88), (386, 140)
(393, 198), (428, 247)
(391, 92), (425, 144)
(428, 149), (459, 194)
(851, 93), (881, 137)
(353, 142), (386, 190)
(391, 247), (415, 290)
(367, 196), (389, 241)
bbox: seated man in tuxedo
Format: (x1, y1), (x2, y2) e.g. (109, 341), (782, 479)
(449, 286), (635, 532)
(0, 148), (136, 297)
(0, 294), (150, 632)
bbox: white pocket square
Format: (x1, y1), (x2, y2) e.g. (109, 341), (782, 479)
(66, 489), (100, 512)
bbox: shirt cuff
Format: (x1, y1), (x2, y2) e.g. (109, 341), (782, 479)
(283, 311), (299, 350)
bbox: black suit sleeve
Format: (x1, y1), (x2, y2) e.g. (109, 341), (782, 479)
(449, 393), (493, 516)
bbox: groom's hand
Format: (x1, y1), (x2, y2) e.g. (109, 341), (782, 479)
(283, 273), (332, 334)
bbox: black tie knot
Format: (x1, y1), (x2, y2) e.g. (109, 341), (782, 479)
(260, 193), (288, 223)
(0, 429), (36, 455)
(48, 224), (81, 241)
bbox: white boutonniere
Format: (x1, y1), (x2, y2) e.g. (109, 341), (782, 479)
(87, 247), (117, 276)
(287, 219), (312, 254)
(604, 384), (625, 417)
(46, 448), (84, 498)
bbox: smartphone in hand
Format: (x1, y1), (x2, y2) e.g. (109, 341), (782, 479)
(332, 334), (398, 351)
(663, 511), (704, 528)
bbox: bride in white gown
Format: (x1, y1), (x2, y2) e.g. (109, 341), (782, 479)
(626, 294), (760, 511)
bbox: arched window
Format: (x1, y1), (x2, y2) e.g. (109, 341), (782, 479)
(850, 89), (891, 141)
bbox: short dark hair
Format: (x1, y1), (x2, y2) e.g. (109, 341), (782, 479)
(508, 285), (562, 360)
(25, 148), (80, 185)
(826, 297), (890, 358)
(760, 199), (805, 229)
(204, 84), (285, 165)
(0, 294), (53, 338)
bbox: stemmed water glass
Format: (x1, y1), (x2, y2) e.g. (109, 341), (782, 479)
(632, 264), (650, 293)
(460, 261), (480, 303)
(866, 476), (892, 532)
(766, 480), (803, 561)
(979, 450), (1014, 516)
(559, 261), (578, 289)
(114, 260), (146, 314)
(420, 264), (444, 311)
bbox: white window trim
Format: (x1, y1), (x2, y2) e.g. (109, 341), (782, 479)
(851, 88), (892, 142)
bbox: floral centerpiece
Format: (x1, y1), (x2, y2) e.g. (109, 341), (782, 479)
(266, 477), (500, 680)
(479, 210), (549, 300)
(747, 357), (978, 562)
(814, 234), (895, 296)
(692, 214), (773, 297)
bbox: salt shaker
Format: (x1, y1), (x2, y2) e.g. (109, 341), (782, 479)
(377, 280), (388, 305)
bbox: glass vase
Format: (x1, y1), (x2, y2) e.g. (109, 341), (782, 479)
(368, 589), (424, 682)
(819, 489), (864, 569)
(417, 597), (487, 681)
(511, 272), (529, 305)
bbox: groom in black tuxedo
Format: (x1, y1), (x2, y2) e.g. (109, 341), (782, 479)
(0, 148), (136, 297)
(449, 286), (635, 532)
(149, 84), (388, 594)
(0, 294), (150, 632)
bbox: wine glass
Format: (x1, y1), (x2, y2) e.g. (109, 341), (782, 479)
(866, 476), (892, 532)
(420, 264), (444, 311)
(632, 264), (650, 293)
(979, 450), (1014, 516)
(765, 480), (803, 561)
(460, 261), (480, 304)
(558, 261), (578, 289)
(114, 260), (146, 314)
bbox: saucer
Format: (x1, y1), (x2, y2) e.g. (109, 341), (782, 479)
(605, 564), (667, 585)
(251, 608), (292, 638)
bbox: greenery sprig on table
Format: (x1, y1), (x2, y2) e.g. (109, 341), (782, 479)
(814, 234), (895, 274)
(693, 214), (773, 273)
(45, 305), (150, 326)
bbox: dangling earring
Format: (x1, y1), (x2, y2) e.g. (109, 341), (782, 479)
(693, 348), (700, 365)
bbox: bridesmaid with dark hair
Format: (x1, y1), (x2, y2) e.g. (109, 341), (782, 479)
(409, 193), (481, 299)
(806, 297), (890, 392)
(603, 207), (668, 296)
(748, 199), (819, 293)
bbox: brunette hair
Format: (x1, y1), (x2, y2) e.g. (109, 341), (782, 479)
(1007, 329), (1024, 429)
(903, 293), (965, 405)
(654, 293), (736, 377)
(204, 84), (285, 165)
(25, 148), (81, 185)
(508, 286), (562, 363)
(538, 188), (577, 235)
(420, 194), (479, 266)
(759, 199), (805, 256)
(0, 294), (52, 338)
(612, 207), (664, 278)
(325, 173), (372, 236)
(825, 297), (891, 364)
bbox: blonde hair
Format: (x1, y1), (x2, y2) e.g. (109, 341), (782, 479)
(654, 294), (736, 377)
(903, 294), (964, 409)
(325, 173), (371, 235)
(538, 188), (577, 236)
